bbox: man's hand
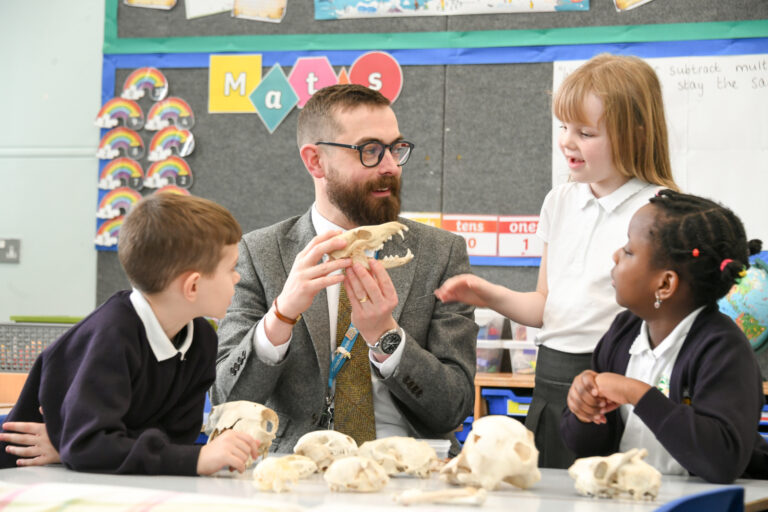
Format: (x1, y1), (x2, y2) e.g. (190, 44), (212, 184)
(197, 429), (261, 476)
(0, 408), (60, 466)
(265, 230), (351, 344)
(566, 370), (618, 424)
(344, 259), (399, 355)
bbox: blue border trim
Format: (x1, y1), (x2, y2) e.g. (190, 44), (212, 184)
(470, 256), (541, 267)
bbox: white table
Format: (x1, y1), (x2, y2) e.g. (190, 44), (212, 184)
(2, 465), (768, 511)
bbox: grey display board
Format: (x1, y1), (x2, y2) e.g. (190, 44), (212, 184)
(97, 0), (768, 305)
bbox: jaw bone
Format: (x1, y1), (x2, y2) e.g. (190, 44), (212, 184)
(328, 221), (414, 269)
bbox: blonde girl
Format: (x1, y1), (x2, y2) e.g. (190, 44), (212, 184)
(436, 53), (678, 468)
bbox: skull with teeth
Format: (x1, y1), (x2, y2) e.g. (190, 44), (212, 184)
(328, 221), (414, 269)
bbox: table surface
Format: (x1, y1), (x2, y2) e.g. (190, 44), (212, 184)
(2, 464), (767, 511)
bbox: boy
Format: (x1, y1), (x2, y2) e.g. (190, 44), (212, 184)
(0, 193), (260, 475)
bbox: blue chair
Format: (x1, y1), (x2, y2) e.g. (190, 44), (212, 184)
(655, 486), (744, 512)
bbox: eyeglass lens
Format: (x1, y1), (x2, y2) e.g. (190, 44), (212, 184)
(360, 141), (412, 167)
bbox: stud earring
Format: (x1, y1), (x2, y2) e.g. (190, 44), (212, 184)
(654, 293), (662, 309)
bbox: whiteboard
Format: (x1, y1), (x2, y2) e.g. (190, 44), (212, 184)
(552, 54), (768, 244)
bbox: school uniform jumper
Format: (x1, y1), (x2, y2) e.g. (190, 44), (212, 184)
(0, 290), (217, 474)
(560, 306), (768, 483)
(529, 178), (659, 468)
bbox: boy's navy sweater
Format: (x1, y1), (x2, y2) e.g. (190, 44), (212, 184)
(561, 305), (768, 483)
(0, 290), (217, 475)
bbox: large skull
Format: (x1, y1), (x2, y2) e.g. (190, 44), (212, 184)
(252, 454), (317, 493)
(358, 436), (438, 478)
(568, 448), (662, 500)
(441, 415), (540, 491)
(293, 430), (358, 471)
(328, 221), (414, 269)
(324, 456), (389, 492)
(205, 400), (278, 460)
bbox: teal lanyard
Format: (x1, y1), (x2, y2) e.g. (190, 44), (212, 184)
(328, 323), (359, 390)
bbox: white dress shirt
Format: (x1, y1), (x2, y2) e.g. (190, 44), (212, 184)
(253, 204), (412, 438)
(129, 288), (195, 361)
(619, 306), (705, 475)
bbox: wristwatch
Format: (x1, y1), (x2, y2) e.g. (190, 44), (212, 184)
(367, 328), (403, 355)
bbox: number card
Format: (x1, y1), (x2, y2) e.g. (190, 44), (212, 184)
(498, 215), (543, 257)
(442, 214), (498, 256)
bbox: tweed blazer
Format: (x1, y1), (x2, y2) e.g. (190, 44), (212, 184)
(212, 210), (478, 453)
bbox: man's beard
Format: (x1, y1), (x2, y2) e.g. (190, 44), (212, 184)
(326, 166), (401, 226)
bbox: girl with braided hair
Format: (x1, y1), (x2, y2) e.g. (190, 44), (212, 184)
(562, 190), (768, 483)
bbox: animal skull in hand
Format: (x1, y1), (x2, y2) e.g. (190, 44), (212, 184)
(324, 456), (389, 492)
(205, 400), (278, 460)
(358, 436), (438, 478)
(568, 448), (662, 500)
(441, 415), (541, 490)
(293, 430), (359, 471)
(328, 221), (414, 269)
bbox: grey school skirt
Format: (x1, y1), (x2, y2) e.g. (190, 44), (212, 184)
(524, 345), (592, 469)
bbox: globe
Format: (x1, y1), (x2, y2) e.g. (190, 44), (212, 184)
(718, 254), (768, 353)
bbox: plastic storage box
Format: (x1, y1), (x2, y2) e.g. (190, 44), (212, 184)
(455, 416), (473, 444)
(476, 339), (504, 373)
(481, 388), (533, 417)
(503, 340), (538, 374)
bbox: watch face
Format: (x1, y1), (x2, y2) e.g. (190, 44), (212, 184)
(380, 331), (401, 354)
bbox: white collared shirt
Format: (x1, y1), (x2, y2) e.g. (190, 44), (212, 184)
(254, 204), (412, 437)
(537, 179), (660, 353)
(619, 306), (705, 475)
(129, 288), (195, 361)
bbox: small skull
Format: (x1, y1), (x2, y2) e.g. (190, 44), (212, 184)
(441, 415), (541, 491)
(568, 448), (661, 500)
(358, 436), (438, 478)
(293, 430), (358, 471)
(324, 456), (389, 492)
(252, 454), (317, 493)
(328, 221), (414, 269)
(205, 400), (278, 461)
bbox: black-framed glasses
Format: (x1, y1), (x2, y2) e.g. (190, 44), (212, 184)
(315, 140), (415, 168)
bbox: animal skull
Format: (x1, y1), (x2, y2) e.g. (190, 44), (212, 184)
(358, 436), (438, 478)
(293, 430), (359, 471)
(568, 448), (662, 500)
(324, 456), (389, 492)
(395, 487), (487, 507)
(252, 455), (317, 493)
(205, 400), (278, 460)
(441, 415), (540, 491)
(328, 221), (414, 269)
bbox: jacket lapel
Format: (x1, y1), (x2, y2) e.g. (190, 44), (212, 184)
(278, 211), (331, 386)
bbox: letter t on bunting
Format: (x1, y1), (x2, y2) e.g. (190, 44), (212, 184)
(333, 286), (376, 444)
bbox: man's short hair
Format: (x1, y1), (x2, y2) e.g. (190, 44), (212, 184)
(297, 84), (391, 147)
(118, 193), (242, 294)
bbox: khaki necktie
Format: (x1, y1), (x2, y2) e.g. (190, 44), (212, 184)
(333, 285), (376, 444)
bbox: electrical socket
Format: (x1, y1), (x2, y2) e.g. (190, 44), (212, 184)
(0, 238), (21, 263)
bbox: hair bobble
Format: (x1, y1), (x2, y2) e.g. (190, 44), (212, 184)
(720, 258), (733, 272)
(692, 248), (700, 258)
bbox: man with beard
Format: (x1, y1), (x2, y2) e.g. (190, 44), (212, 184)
(212, 84), (477, 454)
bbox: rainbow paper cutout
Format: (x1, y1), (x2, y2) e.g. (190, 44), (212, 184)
(156, 185), (191, 196)
(145, 156), (193, 189)
(95, 216), (124, 248)
(99, 158), (144, 190)
(97, 127), (145, 160)
(121, 67), (169, 101)
(95, 98), (144, 130)
(97, 187), (143, 220)
(146, 97), (195, 130)
(148, 126), (195, 161)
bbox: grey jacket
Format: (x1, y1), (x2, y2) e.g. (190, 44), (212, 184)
(212, 211), (477, 453)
